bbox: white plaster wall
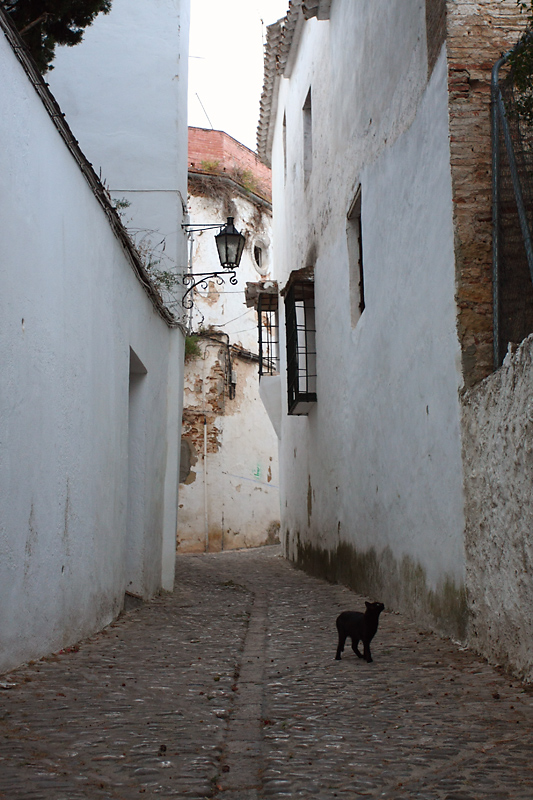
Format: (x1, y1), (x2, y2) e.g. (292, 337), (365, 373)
(47, 0), (190, 584)
(270, 1), (467, 636)
(48, 0), (190, 276)
(0, 30), (184, 672)
(177, 189), (280, 551)
(462, 335), (533, 680)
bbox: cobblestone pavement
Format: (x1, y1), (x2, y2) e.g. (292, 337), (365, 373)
(2, 546), (533, 799)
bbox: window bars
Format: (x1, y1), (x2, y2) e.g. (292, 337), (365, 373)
(285, 280), (317, 415)
(257, 292), (279, 376)
(492, 51), (533, 367)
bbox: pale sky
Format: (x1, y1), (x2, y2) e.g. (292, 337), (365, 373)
(188, 0), (289, 153)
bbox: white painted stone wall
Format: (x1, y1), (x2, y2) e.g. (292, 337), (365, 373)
(48, 0), (190, 287)
(178, 188), (280, 551)
(268, 2), (467, 636)
(462, 335), (533, 680)
(0, 26), (185, 672)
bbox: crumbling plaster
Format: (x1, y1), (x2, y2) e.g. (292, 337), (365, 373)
(177, 174), (280, 553)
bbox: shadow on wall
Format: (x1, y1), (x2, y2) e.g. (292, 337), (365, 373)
(291, 535), (467, 642)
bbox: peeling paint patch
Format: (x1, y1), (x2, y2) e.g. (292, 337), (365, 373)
(201, 280), (220, 305)
(182, 409), (221, 453)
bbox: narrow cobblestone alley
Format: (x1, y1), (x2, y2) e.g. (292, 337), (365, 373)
(1, 546), (533, 799)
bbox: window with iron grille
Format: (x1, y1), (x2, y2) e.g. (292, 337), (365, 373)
(257, 292), (279, 376)
(285, 280), (317, 415)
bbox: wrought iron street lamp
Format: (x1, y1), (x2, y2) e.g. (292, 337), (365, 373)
(181, 216), (245, 309)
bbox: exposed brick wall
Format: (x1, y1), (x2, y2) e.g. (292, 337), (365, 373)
(446, 0), (525, 387)
(188, 127), (272, 200)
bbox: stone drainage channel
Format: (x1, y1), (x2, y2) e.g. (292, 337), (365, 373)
(1, 546), (533, 799)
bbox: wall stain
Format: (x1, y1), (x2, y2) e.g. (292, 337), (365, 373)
(266, 521), (281, 545)
(307, 476), (313, 527)
(293, 537), (468, 641)
(24, 503), (37, 578)
(63, 478), (71, 558)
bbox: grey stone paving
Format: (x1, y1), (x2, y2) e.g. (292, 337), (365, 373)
(1, 546), (533, 799)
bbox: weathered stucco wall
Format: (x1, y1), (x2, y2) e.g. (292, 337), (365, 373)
(0, 24), (185, 673)
(268, 1), (467, 638)
(462, 335), (533, 680)
(177, 169), (280, 552)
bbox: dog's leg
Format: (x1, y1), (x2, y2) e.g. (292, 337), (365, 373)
(362, 640), (372, 662)
(352, 637), (364, 658)
(335, 632), (346, 660)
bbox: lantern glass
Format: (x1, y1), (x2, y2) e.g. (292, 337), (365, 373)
(215, 217), (245, 268)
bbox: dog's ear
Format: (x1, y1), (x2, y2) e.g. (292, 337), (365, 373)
(365, 601), (371, 610)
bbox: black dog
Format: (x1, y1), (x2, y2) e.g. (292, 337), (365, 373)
(335, 601), (385, 662)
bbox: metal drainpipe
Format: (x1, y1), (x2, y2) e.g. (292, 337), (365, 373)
(188, 233), (195, 333)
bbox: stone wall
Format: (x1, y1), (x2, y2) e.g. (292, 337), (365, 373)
(446, 0), (524, 387)
(462, 335), (533, 680)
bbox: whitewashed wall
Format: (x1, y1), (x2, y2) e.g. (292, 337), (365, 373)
(48, 0), (190, 285)
(178, 189), (280, 551)
(269, 2), (467, 637)
(0, 17), (185, 672)
(47, 0), (190, 582)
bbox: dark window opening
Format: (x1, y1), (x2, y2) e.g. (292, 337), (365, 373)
(254, 245), (263, 269)
(285, 280), (317, 415)
(303, 89), (312, 185)
(347, 187), (365, 325)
